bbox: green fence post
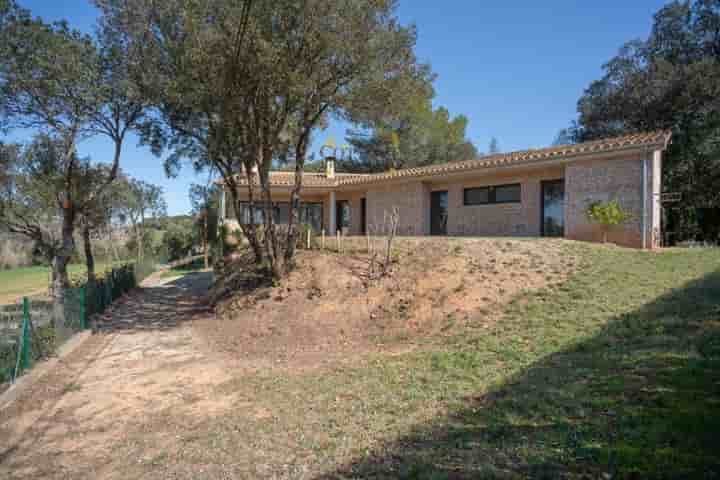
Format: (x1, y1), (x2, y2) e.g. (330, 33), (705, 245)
(79, 286), (87, 330)
(21, 297), (32, 371)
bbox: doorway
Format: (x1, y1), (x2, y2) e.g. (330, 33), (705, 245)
(336, 200), (350, 234)
(360, 198), (367, 235)
(430, 191), (448, 236)
(541, 179), (565, 237)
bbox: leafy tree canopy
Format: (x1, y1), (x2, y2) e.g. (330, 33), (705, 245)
(344, 94), (477, 172)
(574, 0), (720, 234)
(97, 0), (433, 277)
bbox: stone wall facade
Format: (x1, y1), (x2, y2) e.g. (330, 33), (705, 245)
(432, 167), (565, 237)
(365, 182), (429, 235)
(565, 152), (660, 248)
(224, 148), (664, 249)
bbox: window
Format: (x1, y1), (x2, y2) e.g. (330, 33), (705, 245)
(239, 203), (265, 225)
(274, 203), (290, 224)
(336, 200), (351, 229)
(464, 187), (490, 205)
(464, 183), (521, 205)
(239, 202), (323, 232)
(300, 203), (323, 232)
(495, 184), (522, 203)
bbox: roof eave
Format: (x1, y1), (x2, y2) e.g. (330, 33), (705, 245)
(338, 141), (668, 187)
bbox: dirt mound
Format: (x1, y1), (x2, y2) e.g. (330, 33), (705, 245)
(196, 238), (578, 370)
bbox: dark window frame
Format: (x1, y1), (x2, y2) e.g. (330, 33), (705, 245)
(336, 200), (351, 230)
(463, 183), (522, 206)
(238, 201), (323, 231)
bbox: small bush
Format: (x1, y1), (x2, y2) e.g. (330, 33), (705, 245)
(586, 200), (632, 243)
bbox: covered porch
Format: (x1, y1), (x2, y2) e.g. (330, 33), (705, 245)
(219, 185), (367, 237)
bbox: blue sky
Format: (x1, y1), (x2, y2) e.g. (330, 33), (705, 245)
(10, 1), (668, 215)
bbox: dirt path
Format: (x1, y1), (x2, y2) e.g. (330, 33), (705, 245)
(0, 239), (580, 479)
(0, 272), (223, 479)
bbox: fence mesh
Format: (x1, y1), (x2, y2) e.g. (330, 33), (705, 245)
(0, 263), (138, 392)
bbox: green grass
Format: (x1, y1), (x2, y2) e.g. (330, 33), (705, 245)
(116, 243), (720, 479)
(0, 262), (121, 305)
(157, 259), (207, 279)
(321, 244), (720, 478)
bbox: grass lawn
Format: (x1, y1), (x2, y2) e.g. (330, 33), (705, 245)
(0, 262), (120, 305)
(157, 259), (208, 279)
(2, 241), (718, 479)
(170, 243), (720, 479)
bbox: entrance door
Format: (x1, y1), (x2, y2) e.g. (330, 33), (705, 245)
(430, 191), (448, 236)
(541, 179), (565, 237)
(360, 198), (367, 235)
(336, 200), (350, 234)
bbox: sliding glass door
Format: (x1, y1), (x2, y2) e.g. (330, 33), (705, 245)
(541, 180), (565, 237)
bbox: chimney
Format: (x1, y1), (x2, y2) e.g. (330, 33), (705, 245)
(325, 156), (336, 179)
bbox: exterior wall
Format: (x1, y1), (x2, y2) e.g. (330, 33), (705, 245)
(334, 191), (366, 235)
(565, 151), (658, 248)
(431, 168), (565, 237)
(223, 187), (328, 232)
(365, 182), (429, 235)
(221, 148), (663, 249)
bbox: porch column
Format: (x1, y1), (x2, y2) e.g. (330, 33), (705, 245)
(329, 191), (337, 235)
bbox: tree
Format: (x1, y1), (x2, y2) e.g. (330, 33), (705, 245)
(115, 176), (167, 262)
(189, 181), (219, 269)
(77, 164), (117, 286)
(345, 95), (477, 172)
(552, 127), (578, 146)
(0, 136), (100, 291)
(586, 200), (632, 243)
(161, 217), (196, 262)
(574, 0), (720, 240)
(488, 137), (500, 154)
(99, 0), (430, 280)
(0, 1), (147, 299)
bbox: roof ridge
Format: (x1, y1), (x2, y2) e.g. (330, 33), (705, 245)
(337, 130), (671, 186)
(226, 130), (671, 187)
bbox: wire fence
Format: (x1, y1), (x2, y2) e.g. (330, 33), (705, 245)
(0, 264), (138, 392)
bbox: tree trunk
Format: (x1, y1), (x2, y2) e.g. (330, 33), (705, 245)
(51, 203), (76, 339)
(284, 133), (309, 268)
(203, 212), (209, 269)
(108, 227), (120, 262)
(228, 167), (263, 265)
(258, 159), (283, 280)
(82, 224), (96, 287)
(138, 213), (145, 262)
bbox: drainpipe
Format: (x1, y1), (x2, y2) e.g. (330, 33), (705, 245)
(642, 149), (648, 249)
(219, 187), (226, 225)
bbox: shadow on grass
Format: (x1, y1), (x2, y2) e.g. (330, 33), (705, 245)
(319, 269), (720, 479)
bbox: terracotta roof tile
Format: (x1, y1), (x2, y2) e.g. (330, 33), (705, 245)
(234, 172), (370, 187)
(232, 130), (671, 188)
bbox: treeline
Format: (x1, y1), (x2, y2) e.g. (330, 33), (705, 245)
(563, 0), (720, 243)
(0, 153), (169, 271)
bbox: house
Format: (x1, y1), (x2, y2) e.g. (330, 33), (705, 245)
(219, 131), (671, 249)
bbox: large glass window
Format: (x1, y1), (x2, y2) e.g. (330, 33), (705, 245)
(464, 183), (521, 205)
(336, 200), (351, 230)
(239, 203), (265, 225)
(300, 203), (323, 232)
(464, 187), (489, 205)
(495, 184), (522, 203)
(238, 201), (323, 232)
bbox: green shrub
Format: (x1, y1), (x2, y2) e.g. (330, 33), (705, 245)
(586, 200), (632, 243)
